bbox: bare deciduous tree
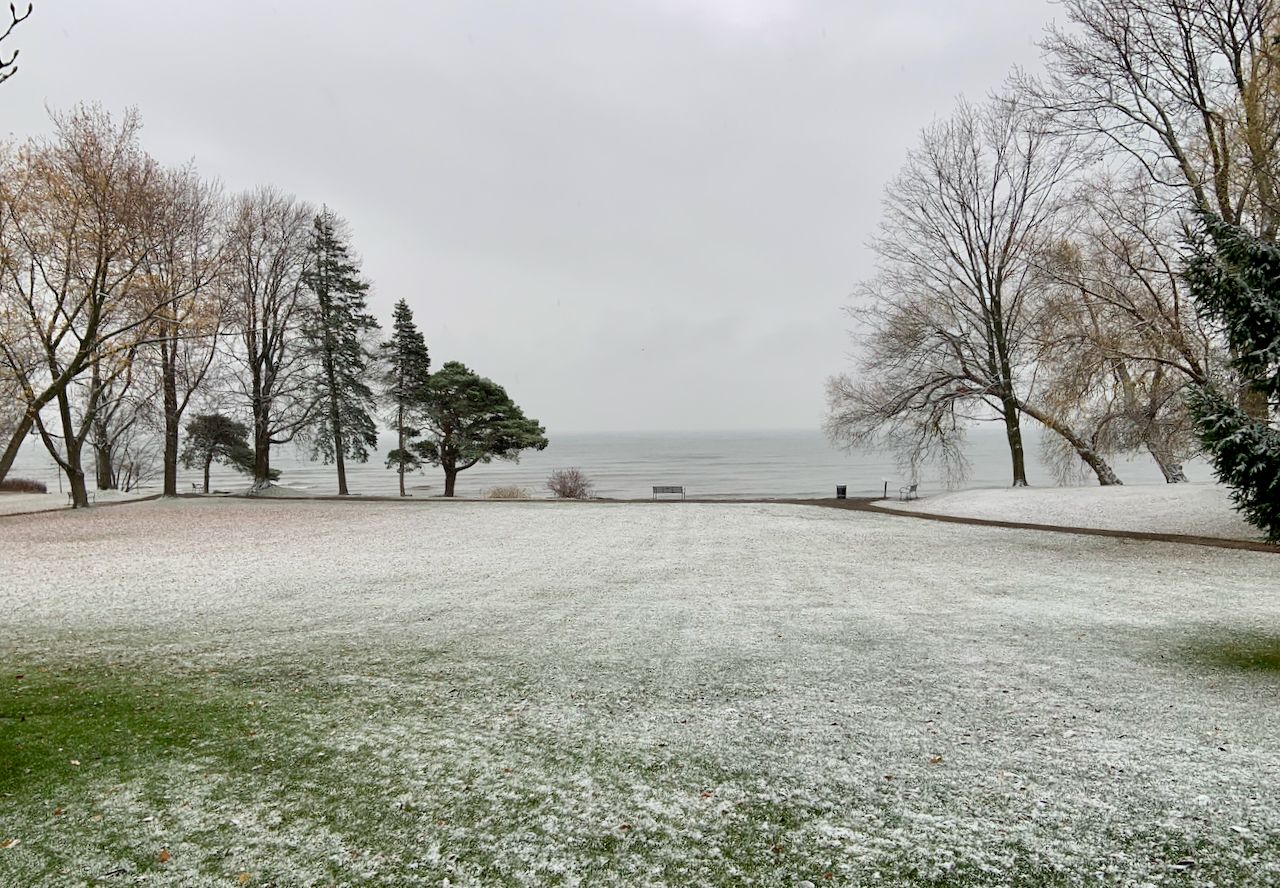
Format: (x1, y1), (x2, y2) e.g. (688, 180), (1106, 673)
(0, 3), (33, 87)
(225, 187), (320, 490)
(1029, 0), (1280, 236)
(0, 106), (160, 506)
(136, 166), (229, 496)
(826, 97), (1122, 486)
(1034, 174), (1226, 482)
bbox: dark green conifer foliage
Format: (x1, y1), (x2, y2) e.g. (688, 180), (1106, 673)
(1184, 215), (1280, 541)
(179, 413), (276, 493)
(380, 299), (432, 497)
(418, 361), (548, 497)
(302, 210), (380, 495)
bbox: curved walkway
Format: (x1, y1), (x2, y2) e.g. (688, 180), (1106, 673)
(805, 496), (1279, 555)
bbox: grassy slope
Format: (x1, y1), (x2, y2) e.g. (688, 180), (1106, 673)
(1, 500), (1278, 887)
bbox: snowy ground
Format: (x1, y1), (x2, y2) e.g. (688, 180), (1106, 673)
(876, 482), (1259, 541)
(1, 499), (1278, 886)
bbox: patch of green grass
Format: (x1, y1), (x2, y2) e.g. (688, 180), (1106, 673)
(1183, 630), (1280, 675)
(2, 650), (1278, 886)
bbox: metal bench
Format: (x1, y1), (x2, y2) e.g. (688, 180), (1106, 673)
(652, 485), (685, 501)
(898, 482), (918, 501)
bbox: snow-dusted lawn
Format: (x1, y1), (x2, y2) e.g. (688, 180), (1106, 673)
(1, 499), (1277, 886)
(877, 482), (1260, 541)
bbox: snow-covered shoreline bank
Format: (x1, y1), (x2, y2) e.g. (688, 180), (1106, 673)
(0, 488), (158, 517)
(875, 482), (1259, 541)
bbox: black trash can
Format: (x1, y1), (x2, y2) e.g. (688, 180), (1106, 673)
(835, 485), (847, 500)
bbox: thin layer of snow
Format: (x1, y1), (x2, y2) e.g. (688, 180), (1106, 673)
(0, 487), (155, 517)
(1, 500), (1277, 885)
(876, 481), (1259, 540)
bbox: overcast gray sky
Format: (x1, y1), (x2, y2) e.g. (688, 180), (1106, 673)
(3, 0), (1057, 433)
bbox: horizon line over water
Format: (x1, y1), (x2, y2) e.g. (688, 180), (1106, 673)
(10, 425), (1207, 500)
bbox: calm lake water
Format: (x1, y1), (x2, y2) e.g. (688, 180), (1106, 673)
(10, 424), (1207, 499)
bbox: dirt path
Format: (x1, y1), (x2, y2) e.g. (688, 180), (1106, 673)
(803, 496), (1279, 554)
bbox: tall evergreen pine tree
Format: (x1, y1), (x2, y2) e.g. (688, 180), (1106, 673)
(1184, 214), (1280, 541)
(302, 210), (380, 496)
(380, 299), (432, 497)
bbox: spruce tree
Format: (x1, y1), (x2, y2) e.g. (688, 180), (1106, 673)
(301, 210), (380, 496)
(380, 299), (432, 497)
(1184, 214), (1280, 541)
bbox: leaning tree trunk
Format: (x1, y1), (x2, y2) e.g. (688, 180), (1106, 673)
(0, 412), (34, 485)
(1018, 402), (1123, 486)
(1145, 440), (1189, 483)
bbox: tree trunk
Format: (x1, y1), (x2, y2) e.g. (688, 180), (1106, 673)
(1000, 398), (1029, 487)
(48, 388), (93, 508)
(93, 435), (114, 490)
(252, 417), (273, 491)
(397, 410), (406, 497)
(0, 412), (34, 485)
(1145, 441), (1189, 483)
(90, 362), (116, 491)
(443, 467), (457, 498)
(161, 344), (180, 497)
(324, 351), (348, 495)
(202, 456), (211, 494)
(67, 457), (90, 508)
(1018, 401), (1123, 486)
(1241, 385), (1269, 422)
(332, 400), (348, 495)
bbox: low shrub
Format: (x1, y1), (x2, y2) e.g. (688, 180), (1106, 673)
(546, 468), (594, 500)
(0, 477), (47, 494)
(486, 485), (530, 500)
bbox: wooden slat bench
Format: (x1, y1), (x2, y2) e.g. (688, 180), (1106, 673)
(899, 482), (918, 501)
(652, 485), (685, 501)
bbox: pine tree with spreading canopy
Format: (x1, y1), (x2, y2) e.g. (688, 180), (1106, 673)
(381, 299), (431, 497)
(1184, 214), (1280, 541)
(417, 361), (548, 497)
(179, 414), (275, 493)
(301, 210), (380, 496)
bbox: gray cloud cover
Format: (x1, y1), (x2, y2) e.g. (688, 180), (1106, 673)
(3, 0), (1056, 432)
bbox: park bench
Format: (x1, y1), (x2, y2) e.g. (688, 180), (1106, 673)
(899, 483), (918, 502)
(652, 485), (685, 501)
(66, 492), (96, 506)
